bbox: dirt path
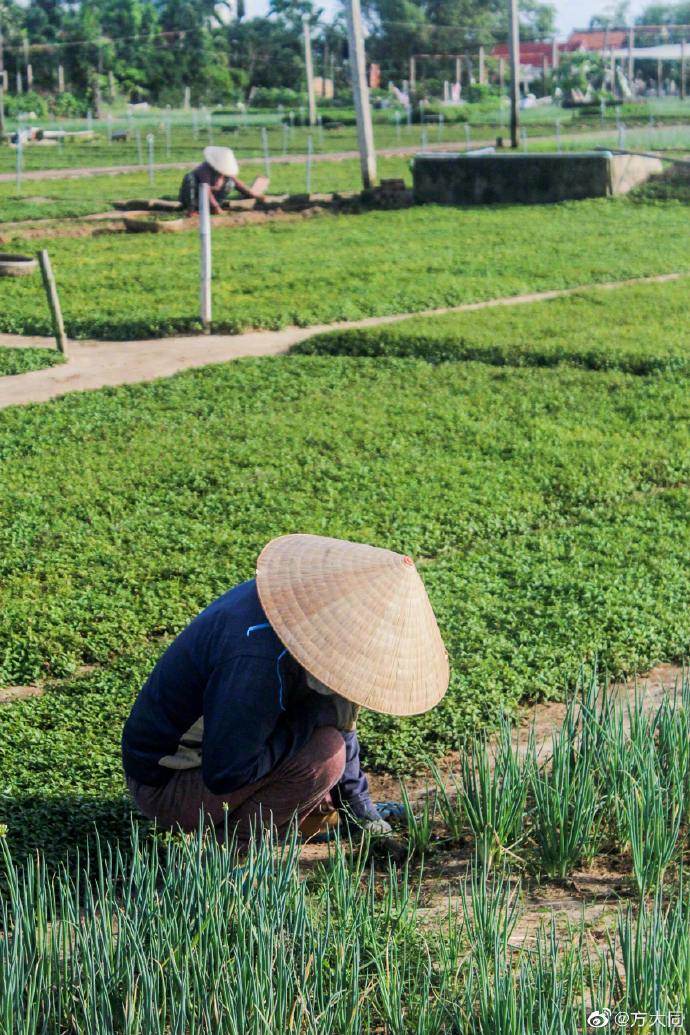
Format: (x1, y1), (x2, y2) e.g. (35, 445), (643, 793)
(0, 271), (686, 410)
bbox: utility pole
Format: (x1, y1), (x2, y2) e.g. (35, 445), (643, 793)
(0, 20), (5, 137)
(627, 26), (634, 84)
(302, 15), (316, 126)
(507, 0), (520, 148)
(345, 0), (377, 188)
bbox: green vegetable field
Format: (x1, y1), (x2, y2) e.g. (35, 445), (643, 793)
(3, 271), (690, 859)
(1, 196), (690, 339)
(3, 161), (690, 1029)
(296, 276), (690, 375)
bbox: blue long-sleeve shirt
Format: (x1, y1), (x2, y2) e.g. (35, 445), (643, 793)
(121, 579), (370, 806)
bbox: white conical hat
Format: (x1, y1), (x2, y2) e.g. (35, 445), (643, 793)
(256, 534), (450, 716)
(203, 146), (239, 177)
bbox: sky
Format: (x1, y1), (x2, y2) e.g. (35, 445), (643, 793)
(552, 0), (647, 35)
(242, 0), (649, 36)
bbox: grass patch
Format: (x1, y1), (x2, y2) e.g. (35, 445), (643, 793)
(0, 197), (689, 339)
(0, 347), (63, 376)
(295, 278), (690, 376)
(1, 353), (690, 859)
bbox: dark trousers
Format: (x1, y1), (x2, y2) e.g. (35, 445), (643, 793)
(126, 726), (346, 846)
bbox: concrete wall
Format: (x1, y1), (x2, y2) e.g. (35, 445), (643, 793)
(413, 152), (663, 206)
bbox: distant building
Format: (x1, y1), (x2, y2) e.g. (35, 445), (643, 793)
(564, 30), (628, 52)
(492, 42), (557, 68)
(491, 29), (629, 72)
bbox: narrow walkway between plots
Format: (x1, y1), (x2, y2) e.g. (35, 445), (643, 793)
(0, 271), (685, 410)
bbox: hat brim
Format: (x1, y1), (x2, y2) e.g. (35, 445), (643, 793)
(256, 534), (450, 717)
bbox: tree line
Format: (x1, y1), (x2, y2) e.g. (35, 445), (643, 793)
(0, 0), (555, 110)
(2, 0), (689, 112)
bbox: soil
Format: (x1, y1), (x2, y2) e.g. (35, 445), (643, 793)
(0, 270), (686, 410)
(0, 195), (377, 244)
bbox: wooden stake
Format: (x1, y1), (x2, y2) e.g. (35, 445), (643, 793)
(38, 250), (67, 355)
(199, 183), (212, 333)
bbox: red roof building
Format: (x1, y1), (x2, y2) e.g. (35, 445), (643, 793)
(491, 30), (630, 68)
(564, 29), (628, 51)
(492, 42), (557, 67)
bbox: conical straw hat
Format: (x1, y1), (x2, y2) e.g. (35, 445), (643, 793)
(256, 534), (450, 716)
(203, 145), (239, 177)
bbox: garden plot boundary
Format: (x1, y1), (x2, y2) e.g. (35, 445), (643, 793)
(0, 270), (687, 409)
(0, 140), (477, 185)
(0, 123), (662, 185)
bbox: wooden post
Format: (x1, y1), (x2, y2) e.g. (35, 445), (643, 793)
(38, 250), (67, 355)
(455, 55), (461, 86)
(551, 37), (559, 70)
(507, 0), (520, 149)
(682, 40), (687, 100)
(657, 56), (663, 96)
(409, 55), (416, 93)
(628, 27), (634, 83)
(478, 45), (486, 85)
(303, 16), (317, 127)
(346, 0), (377, 188)
(58, 63), (64, 94)
(26, 63), (32, 89)
(199, 183), (212, 333)
(542, 54), (549, 94)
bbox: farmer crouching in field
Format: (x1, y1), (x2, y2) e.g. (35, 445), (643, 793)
(121, 534), (449, 846)
(178, 145), (266, 215)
